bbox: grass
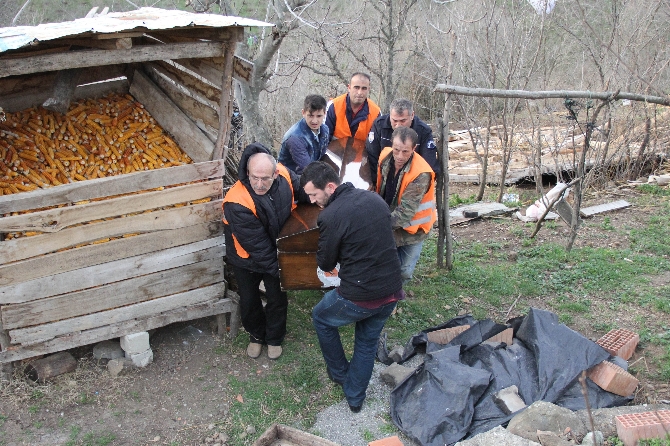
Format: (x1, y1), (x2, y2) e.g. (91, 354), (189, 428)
(218, 183), (670, 445)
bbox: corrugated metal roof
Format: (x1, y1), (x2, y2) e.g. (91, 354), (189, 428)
(0, 7), (272, 53)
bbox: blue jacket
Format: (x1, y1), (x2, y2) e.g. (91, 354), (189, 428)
(278, 118), (329, 174)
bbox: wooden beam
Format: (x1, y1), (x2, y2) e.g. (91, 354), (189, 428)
(171, 58), (224, 88)
(2, 257), (224, 330)
(0, 221), (222, 288)
(0, 159), (224, 215)
(215, 41), (237, 161)
(54, 37), (133, 50)
(233, 55), (253, 83)
(1, 78), (130, 113)
(93, 31), (146, 40)
(146, 28), (235, 42)
(0, 297), (235, 363)
(144, 64), (220, 131)
(151, 60), (221, 104)
(130, 69), (214, 162)
(8, 277), (225, 345)
(0, 180), (221, 233)
(0, 200), (222, 264)
(0, 238), (224, 304)
(433, 84), (670, 107)
(0, 42), (225, 78)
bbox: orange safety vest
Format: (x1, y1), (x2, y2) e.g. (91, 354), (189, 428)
(222, 164), (295, 258)
(376, 147), (437, 235)
(331, 94), (381, 141)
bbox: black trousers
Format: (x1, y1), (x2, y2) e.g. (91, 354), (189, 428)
(232, 265), (288, 346)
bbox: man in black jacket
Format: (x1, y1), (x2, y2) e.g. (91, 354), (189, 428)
(222, 143), (303, 360)
(366, 98), (439, 185)
(300, 162), (404, 413)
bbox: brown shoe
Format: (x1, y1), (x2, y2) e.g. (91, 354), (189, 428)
(246, 342), (262, 358)
(267, 345), (282, 360)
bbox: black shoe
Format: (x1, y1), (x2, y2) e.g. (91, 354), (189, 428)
(326, 368), (344, 386)
(348, 404), (362, 413)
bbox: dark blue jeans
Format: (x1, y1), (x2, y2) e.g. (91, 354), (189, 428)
(312, 289), (397, 407)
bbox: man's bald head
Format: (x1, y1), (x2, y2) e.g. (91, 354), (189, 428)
(248, 153), (278, 195)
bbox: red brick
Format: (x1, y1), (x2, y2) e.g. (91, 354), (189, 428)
(596, 329), (640, 360)
(427, 325), (470, 344)
(615, 410), (670, 446)
(587, 361), (639, 397)
(368, 436), (404, 446)
(485, 327), (514, 345)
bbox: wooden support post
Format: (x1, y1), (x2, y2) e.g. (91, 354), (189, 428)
(0, 312), (12, 380)
(214, 39), (238, 162)
(226, 290), (241, 339)
(437, 33), (456, 270)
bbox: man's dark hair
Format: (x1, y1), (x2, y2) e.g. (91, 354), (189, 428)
(391, 126), (419, 147)
(349, 72), (371, 83)
(300, 161), (341, 190)
(390, 98), (414, 115)
(304, 95), (328, 113)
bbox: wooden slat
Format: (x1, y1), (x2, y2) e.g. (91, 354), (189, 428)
(147, 28), (237, 42)
(580, 200), (631, 217)
(152, 60), (221, 104)
(171, 58), (224, 88)
(0, 237), (224, 304)
(278, 252), (322, 290)
(130, 69), (213, 162)
(0, 221), (222, 288)
(0, 160), (224, 215)
(54, 38), (133, 50)
(73, 78), (129, 101)
(0, 65), (128, 112)
(0, 42), (225, 78)
(4, 258), (224, 335)
(0, 296), (235, 363)
(0, 199), (222, 264)
(0, 180), (222, 233)
(144, 63), (220, 130)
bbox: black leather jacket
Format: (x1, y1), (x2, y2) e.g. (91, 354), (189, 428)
(316, 183), (403, 301)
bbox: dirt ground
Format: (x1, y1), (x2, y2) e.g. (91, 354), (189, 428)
(0, 183), (668, 446)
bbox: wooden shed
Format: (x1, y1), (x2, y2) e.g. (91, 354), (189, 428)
(0, 7), (270, 376)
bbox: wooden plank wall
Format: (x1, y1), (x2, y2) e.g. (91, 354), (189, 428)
(0, 160), (233, 363)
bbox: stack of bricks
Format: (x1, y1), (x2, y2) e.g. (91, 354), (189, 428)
(596, 328), (639, 360)
(615, 410), (670, 446)
(587, 360), (639, 397)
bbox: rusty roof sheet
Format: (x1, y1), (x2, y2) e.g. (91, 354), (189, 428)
(0, 7), (271, 53)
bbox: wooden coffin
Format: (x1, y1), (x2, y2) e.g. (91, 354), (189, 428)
(277, 138), (371, 290)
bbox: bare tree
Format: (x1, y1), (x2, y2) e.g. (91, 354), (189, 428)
(308, 0), (420, 112)
(217, 0), (323, 147)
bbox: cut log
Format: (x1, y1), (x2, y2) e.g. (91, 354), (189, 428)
(24, 351), (77, 383)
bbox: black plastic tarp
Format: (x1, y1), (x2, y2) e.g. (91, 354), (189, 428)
(385, 308), (631, 446)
